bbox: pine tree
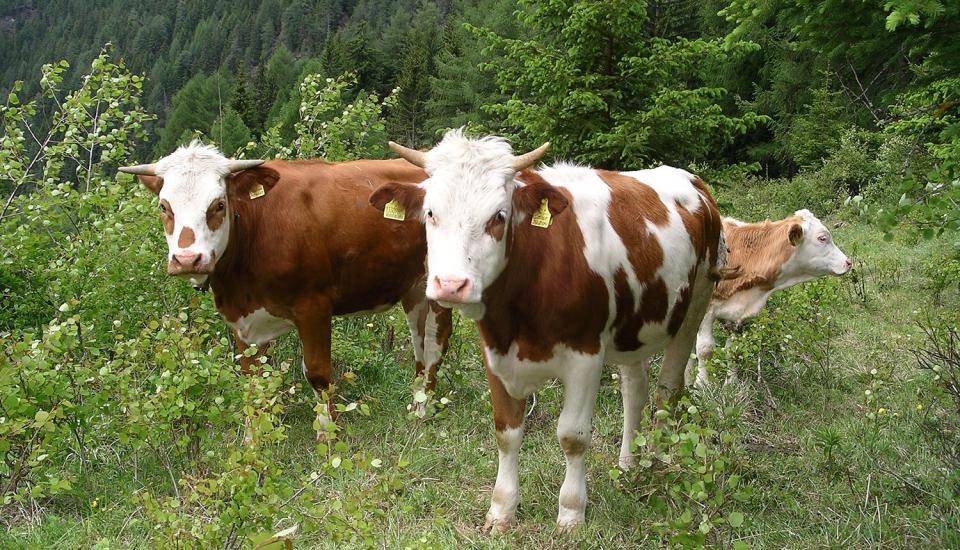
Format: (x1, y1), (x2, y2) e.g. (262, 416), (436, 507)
(478, 0), (766, 168)
(249, 62), (273, 134)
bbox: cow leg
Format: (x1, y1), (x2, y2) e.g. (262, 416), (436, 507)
(688, 309), (716, 389)
(402, 288), (452, 415)
(295, 303), (336, 440)
(556, 356), (603, 530)
(234, 330), (273, 375)
(658, 286), (713, 409)
(618, 359), (650, 470)
(234, 331), (273, 445)
(483, 363), (526, 533)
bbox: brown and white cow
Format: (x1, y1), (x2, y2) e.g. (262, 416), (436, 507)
(119, 142), (452, 433)
(370, 130), (728, 530)
(687, 209), (852, 387)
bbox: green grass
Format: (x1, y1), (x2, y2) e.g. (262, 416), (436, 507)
(3, 217), (959, 548)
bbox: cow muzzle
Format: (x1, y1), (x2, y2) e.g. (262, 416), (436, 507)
(430, 275), (473, 303)
(167, 252), (214, 276)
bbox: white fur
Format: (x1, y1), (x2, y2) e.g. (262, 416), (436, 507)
(419, 131), (518, 304)
(417, 130), (714, 529)
(617, 360), (650, 469)
(154, 141), (234, 272)
(689, 209), (851, 386)
(232, 308), (295, 346)
(486, 425), (524, 530)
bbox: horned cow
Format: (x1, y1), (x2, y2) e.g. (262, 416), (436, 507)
(120, 142), (452, 436)
(372, 130), (728, 530)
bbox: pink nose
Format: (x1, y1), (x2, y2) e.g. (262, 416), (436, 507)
(168, 252), (203, 275)
(433, 276), (471, 301)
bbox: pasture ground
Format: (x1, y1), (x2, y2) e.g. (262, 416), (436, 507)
(3, 208), (959, 548)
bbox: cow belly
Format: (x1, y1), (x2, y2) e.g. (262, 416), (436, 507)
(485, 343), (601, 400)
(231, 308), (296, 345)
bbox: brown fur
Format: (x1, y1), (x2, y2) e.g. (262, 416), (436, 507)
(159, 199), (174, 235)
(206, 197), (226, 231)
(171, 158), (450, 402)
(714, 216), (802, 301)
(177, 226), (195, 248)
(477, 172), (604, 362)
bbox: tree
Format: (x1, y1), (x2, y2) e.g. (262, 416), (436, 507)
(476, 0), (766, 168)
(212, 107), (253, 156)
(156, 72), (232, 155)
(425, 0), (520, 137)
(387, 7), (441, 147)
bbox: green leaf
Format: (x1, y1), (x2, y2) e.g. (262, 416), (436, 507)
(728, 511), (745, 528)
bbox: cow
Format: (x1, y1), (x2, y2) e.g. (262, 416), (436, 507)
(686, 209), (852, 387)
(370, 130), (729, 530)
(119, 142), (452, 437)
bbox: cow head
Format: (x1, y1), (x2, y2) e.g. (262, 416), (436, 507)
(370, 130), (563, 314)
(783, 209), (852, 280)
(119, 141), (265, 287)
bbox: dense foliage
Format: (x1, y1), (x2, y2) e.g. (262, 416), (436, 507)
(1, 0), (959, 547)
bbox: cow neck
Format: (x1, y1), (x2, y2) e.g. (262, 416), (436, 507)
(209, 198), (254, 297)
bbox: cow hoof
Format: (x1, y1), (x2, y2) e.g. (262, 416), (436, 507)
(556, 511), (584, 532)
(618, 455), (635, 471)
(482, 514), (514, 534)
(411, 400), (427, 418)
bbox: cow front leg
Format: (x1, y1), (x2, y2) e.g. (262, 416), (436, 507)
(556, 358), (603, 530)
(618, 359), (650, 470)
(402, 289), (452, 415)
(295, 302), (335, 441)
(689, 310), (716, 389)
(483, 362), (526, 533)
(234, 331), (273, 445)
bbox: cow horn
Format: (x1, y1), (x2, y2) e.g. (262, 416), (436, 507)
(227, 159), (265, 172)
(388, 141), (427, 168)
(511, 142), (550, 171)
(118, 163), (158, 176)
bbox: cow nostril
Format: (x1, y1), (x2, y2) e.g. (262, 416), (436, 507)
(457, 279), (469, 292)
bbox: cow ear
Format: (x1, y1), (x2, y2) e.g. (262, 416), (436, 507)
(138, 175), (163, 195)
(227, 166), (280, 202)
(513, 181), (569, 219)
(369, 182), (425, 218)
(788, 223), (803, 246)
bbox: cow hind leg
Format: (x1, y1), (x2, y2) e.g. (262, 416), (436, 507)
(658, 284), (713, 409)
(402, 288), (452, 416)
(618, 359), (650, 470)
(556, 356), (603, 530)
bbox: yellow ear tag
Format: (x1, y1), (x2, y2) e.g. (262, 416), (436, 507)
(530, 198), (552, 228)
(249, 183), (265, 199)
(383, 199), (406, 221)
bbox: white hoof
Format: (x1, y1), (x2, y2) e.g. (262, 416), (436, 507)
(556, 508), (584, 531)
(482, 512), (514, 534)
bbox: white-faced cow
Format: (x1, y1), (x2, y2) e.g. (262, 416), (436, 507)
(119, 142), (452, 434)
(687, 209), (852, 387)
(370, 130), (729, 530)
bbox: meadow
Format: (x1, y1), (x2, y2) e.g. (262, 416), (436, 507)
(2, 0), (959, 544)
(2, 162), (958, 547)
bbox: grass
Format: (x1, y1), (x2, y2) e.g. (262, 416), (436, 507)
(3, 214), (960, 548)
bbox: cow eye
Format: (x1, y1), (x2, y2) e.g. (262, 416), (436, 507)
(818, 234), (828, 243)
(494, 210), (506, 223)
(217, 200), (225, 211)
(159, 203), (167, 214)
(425, 209), (434, 219)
